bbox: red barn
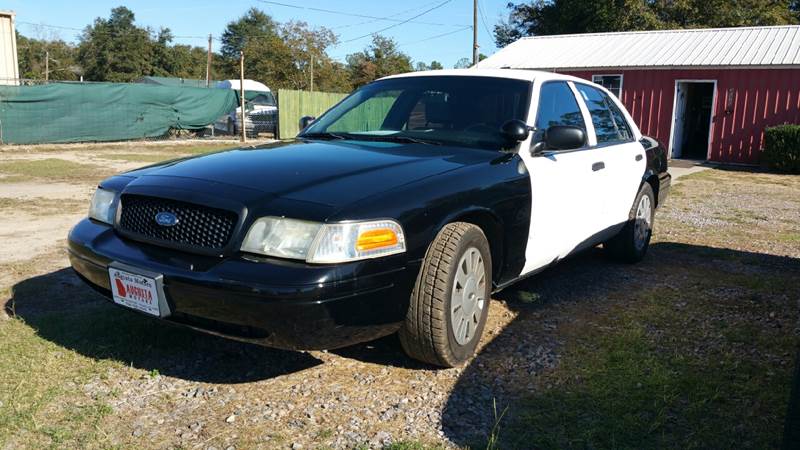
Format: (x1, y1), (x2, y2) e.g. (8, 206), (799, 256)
(477, 26), (800, 165)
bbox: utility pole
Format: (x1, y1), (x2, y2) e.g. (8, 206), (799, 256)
(45, 51), (49, 82)
(472, 0), (479, 66)
(239, 51), (246, 143)
(205, 34), (212, 88)
(310, 55), (314, 92)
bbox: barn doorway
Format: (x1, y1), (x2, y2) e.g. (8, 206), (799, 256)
(670, 81), (716, 160)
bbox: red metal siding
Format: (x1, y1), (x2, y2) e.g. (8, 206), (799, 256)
(562, 69), (800, 164)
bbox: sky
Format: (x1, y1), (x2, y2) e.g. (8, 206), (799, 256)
(10, 0), (511, 68)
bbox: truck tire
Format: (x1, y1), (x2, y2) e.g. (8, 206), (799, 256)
(399, 222), (492, 367)
(604, 183), (655, 263)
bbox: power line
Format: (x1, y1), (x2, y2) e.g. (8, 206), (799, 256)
(339, 0), (454, 44)
(330, 5), (439, 30)
(17, 20), (208, 40)
(255, 0), (465, 28)
(399, 25), (473, 47)
(477, 0), (493, 41)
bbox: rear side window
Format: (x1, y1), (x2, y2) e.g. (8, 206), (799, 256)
(575, 84), (633, 144)
(535, 81), (585, 131)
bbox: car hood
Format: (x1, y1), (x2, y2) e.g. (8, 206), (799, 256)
(123, 139), (495, 211)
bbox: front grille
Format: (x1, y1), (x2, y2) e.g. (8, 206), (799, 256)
(118, 194), (238, 252)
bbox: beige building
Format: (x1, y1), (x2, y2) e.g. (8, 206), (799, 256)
(0, 11), (19, 85)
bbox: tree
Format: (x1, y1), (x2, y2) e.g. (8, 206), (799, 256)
(220, 8), (278, 60)
(495, 0), (798, 46)
(77, 6), (155, 81)
(17, 32), (81, 81)
(218, 11), (349, 91)
(346, 35), (413, 88)
(76, 6), (208, 82)
(416, 60), (443, 71)
(454, 57), (471, 69)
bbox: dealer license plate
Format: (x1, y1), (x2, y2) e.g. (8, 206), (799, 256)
(108, 267), (161, 317)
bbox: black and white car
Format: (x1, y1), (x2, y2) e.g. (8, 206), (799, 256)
(69, 70), (670, 367)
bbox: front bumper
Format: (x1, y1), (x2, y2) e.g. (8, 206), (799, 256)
(68, 218), (419, 350)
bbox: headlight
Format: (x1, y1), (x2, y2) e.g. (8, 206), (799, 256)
(241, 217), (322, 260)
(241, 217), (406, 263)
(88, 188), (118, 225)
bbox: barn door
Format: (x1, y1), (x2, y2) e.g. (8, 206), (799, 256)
(671, 83), (688, 158)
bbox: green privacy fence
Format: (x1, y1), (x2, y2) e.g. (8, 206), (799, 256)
(277, 89), (347, 139)
(0, 82), (237, 145)
(327, 93), (396, 133)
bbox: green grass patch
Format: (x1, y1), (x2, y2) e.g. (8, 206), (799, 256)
(95, 153), (180, 163)
(0, 197), (87, 215)
(501, 275), (797, 450)
(94, 144), (235, 163)
(0, 159), (111, 183)
(777, 232), (800, 243)
(0, 316), (116, 448)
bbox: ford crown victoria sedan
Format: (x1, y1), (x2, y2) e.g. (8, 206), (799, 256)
(69, 69), (670, 367)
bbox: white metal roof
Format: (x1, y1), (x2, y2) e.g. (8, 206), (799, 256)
(382, 68), (598, 84)
(477, 25), (800, 70)
(382, 68), (539, 81)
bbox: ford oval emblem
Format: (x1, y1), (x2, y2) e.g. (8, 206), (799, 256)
(155, 211), (178, 227)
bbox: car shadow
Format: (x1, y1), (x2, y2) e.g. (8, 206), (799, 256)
(438, 242), (800, 448)
(6, 267), (322, 384)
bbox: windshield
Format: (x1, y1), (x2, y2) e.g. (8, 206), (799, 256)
(249, 92), (276, 107)
(301, 76), (531, 150)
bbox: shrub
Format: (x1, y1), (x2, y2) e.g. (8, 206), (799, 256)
(763, 125), (800, 173)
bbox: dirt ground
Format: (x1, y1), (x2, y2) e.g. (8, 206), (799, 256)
(0, 143), (798, 449)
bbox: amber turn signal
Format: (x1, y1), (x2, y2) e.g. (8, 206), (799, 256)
(356, 228), (399, 251)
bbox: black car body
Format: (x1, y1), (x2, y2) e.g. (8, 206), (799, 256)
(70, 70), (670, 365)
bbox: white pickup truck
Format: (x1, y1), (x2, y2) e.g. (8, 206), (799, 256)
(213, 79), (277, 136)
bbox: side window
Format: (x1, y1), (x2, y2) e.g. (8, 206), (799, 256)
(535, 81), (586, 131)
(575, 84), (632, 144)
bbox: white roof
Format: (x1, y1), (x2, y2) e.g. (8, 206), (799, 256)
(382, 68), (592, 83)
(477, 25), (800, 70)
(216, 79), (271, 92)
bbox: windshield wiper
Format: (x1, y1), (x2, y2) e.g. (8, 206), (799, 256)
(299, 132), (347, 140)
(351, 135), (443, 146)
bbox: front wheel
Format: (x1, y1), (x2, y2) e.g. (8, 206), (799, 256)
(604, 183), (655, 263)
(399, 222), (492, 367)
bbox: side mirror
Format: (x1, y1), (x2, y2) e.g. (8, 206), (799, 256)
(299, 116), (316, 130)
(501, 119), (531, 144)
(543, 125), (586, 151)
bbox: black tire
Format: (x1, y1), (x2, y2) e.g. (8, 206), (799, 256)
(604, 183), (655, 263)
(227, 118), (235, 135)
(399, 222), (492, 367)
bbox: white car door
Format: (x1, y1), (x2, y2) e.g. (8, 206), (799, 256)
(573, 83), (646, 233)
(517, 80), (610, 275)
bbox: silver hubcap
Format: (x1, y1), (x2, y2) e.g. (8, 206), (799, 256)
(451, 247), (486, 346)
(634, 195), (652, 251)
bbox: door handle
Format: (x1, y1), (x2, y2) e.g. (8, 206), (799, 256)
(592, 161), (605, 171)
(635, 154), (643, 161)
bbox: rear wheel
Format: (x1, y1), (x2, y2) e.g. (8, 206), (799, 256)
(604, 183), (655, 263)
(399, 222), (491, 367)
